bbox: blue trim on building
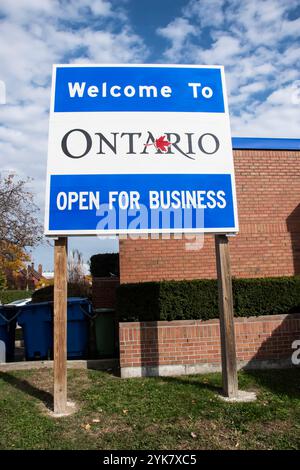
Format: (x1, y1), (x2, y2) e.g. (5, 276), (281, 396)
(232, 137), (300, 150)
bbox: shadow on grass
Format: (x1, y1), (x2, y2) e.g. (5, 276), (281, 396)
(0, 371), (53, 409)
(155, 374), (223, 395)
(85, 360), (121, 379)
(150, 368), (300, 400)
(243, 368), (300, 399)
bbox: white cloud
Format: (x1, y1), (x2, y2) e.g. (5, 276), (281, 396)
(183, 0), (225, 28)
(0, 0), (148, 265)
(156, 0), (300, 138)
(195, 35), (242, 64)
(231, 83), (300, 137)
(157, 18), (196, 62)
(239, 81), (267, 95)
(0, 0), (147, 189)
(0, 0), (113, 23)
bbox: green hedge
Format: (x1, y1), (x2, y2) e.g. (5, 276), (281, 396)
(0, 290), (33, 305)
(31, 283), (91, 303)
(117, 276), (300, 322)
(90, 253), (119, 278)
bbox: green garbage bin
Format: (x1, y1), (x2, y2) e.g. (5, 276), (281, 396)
(94, 308), (116, 357)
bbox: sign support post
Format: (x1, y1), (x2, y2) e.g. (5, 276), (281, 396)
(54, 236), (68, 415)
(215, 234), (238, 398)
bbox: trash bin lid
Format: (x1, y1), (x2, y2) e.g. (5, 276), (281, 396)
(94, 308), (115, 314)
(67, 297), (89, 304)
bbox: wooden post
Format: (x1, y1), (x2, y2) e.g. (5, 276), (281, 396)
(215, 234), (238, 398)
(54, 237), (68, 414)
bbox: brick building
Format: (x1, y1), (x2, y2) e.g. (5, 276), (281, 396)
(117, 138), (300, 378)
(8, 263), (46, 290)
(119, 138), (300, 284)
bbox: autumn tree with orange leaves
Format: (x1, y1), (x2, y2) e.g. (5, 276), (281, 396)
(0, 173), (43, 287)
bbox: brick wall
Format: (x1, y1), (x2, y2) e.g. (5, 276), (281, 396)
(119, 149), (300, 283)
(119, 314), (300, 377)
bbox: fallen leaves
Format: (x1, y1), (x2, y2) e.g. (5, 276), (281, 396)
(81, 423), (91, 431)
(81, 417), (101, 430)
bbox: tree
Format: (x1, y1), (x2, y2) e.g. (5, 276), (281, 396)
(0, 173), (42, 247)
(36, 277), (54, 290)
(68, 249), (86, 284)
(0, 268), (6, 290)
(0, 173), (42, 286)
(0, 242), (30, 272)
(0, 242), (30, 288)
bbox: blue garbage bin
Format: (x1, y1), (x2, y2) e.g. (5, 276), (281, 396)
(66, 297), (92, 359)
(0, 306), (18, 362)
(18, 302), (53, 360)
(18, 298), (92, 361)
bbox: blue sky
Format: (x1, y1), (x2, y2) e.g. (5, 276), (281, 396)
(0, 0), (299, 271)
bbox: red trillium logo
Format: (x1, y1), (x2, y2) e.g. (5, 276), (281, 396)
(144, 135), (171, 153)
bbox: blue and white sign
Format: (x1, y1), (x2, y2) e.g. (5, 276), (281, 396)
(44, 64), (238, 235)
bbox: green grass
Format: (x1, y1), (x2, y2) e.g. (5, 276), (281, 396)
(0, 368), (299, 450)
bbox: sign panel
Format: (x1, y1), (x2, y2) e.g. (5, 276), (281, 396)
(44, 64), (238, 235)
